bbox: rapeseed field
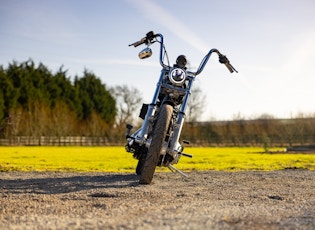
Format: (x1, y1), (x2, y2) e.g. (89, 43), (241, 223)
(0, 146), (314, 172)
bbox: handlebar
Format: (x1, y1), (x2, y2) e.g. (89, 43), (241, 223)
(193, 49), (238, 75)
(129, 31), (238, 75)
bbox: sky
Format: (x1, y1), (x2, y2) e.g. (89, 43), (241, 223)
(1, 0), (315, 121)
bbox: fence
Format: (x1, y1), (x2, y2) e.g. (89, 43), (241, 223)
(0, 136), (116, 146)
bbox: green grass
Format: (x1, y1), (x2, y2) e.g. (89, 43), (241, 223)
(0, 146), (314, 172)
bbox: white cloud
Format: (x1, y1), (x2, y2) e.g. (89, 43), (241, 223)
(125, 0), (209, 53)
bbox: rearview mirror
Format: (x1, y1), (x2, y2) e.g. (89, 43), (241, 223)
(138, 47), (152, 59)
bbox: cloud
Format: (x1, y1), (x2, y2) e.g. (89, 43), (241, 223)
(125, 0), (209, 53)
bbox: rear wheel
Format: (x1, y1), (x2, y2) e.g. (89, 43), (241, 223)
(139, 104), (173, 184)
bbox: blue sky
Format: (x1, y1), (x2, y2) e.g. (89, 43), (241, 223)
(1, 0), (315, 120)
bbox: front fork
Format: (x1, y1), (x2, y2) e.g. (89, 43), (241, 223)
(127, 69), (167, 147)
(167, 80), (193, 162)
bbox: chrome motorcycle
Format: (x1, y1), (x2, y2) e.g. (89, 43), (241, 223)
(125, 31), (237, 184)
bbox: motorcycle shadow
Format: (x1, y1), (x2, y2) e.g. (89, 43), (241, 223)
(0, 173), (140, 195)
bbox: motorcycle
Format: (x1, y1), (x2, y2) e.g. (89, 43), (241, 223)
(125, 31), (237, 184)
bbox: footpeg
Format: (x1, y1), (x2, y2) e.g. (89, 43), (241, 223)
(183, 140), (190, 145)
(180, 152), (193, 158)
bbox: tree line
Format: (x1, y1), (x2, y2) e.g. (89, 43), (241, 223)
(0, 60), (116, 139)
(1, 60), (315, 147)
(182, 116), (315, 148)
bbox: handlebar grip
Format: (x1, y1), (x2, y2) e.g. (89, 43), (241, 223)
(228, 64), (238, 73)
(129, 31), (156, 47)
(225, 63), (234, 73)
(219, 54), (238, 73)
(129, 37), (146, 47)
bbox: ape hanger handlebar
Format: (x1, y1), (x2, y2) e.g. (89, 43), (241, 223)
(129, 31), (238, 75)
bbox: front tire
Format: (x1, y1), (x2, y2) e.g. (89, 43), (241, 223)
(135, 154), (146, 175)
(139, 104), (173, 184)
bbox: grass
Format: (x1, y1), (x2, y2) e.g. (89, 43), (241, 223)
(0, 146), (314, 172)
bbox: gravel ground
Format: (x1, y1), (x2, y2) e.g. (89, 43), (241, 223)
(0, 170), (314, 229)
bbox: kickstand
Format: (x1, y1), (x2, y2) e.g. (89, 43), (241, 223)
(168, 164), (189, 178)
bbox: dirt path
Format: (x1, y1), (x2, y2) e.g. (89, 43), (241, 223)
(0, 170), (314, 229)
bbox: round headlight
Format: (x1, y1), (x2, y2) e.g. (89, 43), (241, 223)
(169, 68), (186, 86)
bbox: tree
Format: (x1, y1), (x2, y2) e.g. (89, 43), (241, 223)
(0, 67), (7, 121)
(186, 85), (206, 122)
(0, 60), (117, 139)
(48, 67), (75, 108)
(110, 85), (142, 128)
(74, 70), (116, 124)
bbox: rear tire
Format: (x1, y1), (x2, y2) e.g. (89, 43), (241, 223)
(139, 104), (173, 184)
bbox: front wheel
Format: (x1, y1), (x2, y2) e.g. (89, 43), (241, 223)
(135, 154), (146, 175)
(139, 104), (173, 184)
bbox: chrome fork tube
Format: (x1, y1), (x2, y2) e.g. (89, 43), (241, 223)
(169, 76), (195, 153)
(136, 69), (167, 144)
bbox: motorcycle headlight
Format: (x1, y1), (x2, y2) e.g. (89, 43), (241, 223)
(168, 68), (186, 86)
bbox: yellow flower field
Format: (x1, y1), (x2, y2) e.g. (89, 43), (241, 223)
(0, 146), (314, 172)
